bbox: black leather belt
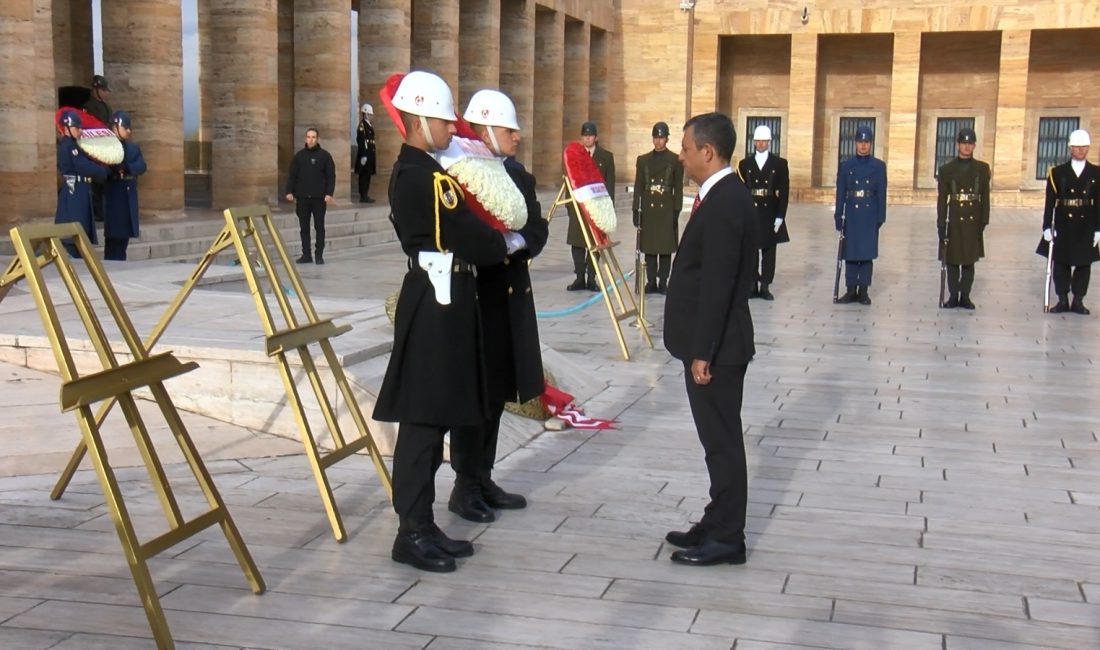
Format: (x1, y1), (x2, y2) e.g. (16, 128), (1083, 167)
(1060, 199), (1094, 207)
(411, 256), (474, 274)
(64, 174), (92, 183)
(847, 190), (875, 199)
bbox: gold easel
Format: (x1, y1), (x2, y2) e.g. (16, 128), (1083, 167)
(50, 205), (392, 542)
(0, 224), (263, 649)
(547, 178), (653, 360)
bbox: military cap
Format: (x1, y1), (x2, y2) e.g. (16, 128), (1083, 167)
(59, 110), (82, 128)
(91, 75), (110, 91)
(956, 128), (976, 144)
(111, 111), (131, 129)
(652, 122), (670, 138)
(753, 125), (772, 141)
(581, 121), (598, 136)
(855, 126), (873, 142)
(1069, 129), (1091, 147)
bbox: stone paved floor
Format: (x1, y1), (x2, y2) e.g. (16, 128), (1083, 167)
(3, 197), (1100, 649)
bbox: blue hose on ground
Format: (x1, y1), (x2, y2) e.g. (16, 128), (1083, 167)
(536, 270), (635, 319)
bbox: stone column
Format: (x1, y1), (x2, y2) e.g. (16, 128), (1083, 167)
(589, 27), (616, 173)
(359, 0), (410, 187)
(787, 32), (818, 190)
(412, 0), (460, 88)
(564, 20), (591, 148)
(294, 0), (351, 202)
(51, 0), (94, 88)
(101, 0), (185, 212)
(992, 29), (1030, 192)
(206, 2), (279, 207)
(886, 31), (920, 190)
(533, 8), (564, 186)
(501, 0), (534, 170)
(1, 0), (57, 220)
(278, 0), (294, 184)
(458, 0), (500, 108)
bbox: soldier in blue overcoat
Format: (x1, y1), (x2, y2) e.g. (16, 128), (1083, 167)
(103, 111), (147, 261)
(55, 110), (108, 258)
(833, 126), (887, 305)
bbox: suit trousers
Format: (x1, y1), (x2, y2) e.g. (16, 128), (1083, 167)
(757, 246), (777, 285)
(1053, 263), (1091, 298)
(683, 361), (748, 544)
(844, 260), (873, 287)
(946, 264), (975, 298)
(391, 422), (446, 531)
(450, 400), (505, 481)
(296, 198), (327, 254)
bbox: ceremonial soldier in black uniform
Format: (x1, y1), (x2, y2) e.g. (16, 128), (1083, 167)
(632, 121), (684, 294)
(566, 121), (616, 291)
(1037, 128), (1100, 314)
(103, 111), (147, 261)
(834, 126), (887, 305)
(448, 89), (549, 523)
(937, 128), (990, 309)
(372, 71), (511, 573)
(54, 110), (107, 258)
(737, 125), (790, 300)
(355, 103), (377, 203)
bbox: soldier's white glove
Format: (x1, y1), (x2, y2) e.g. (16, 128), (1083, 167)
(359, 156), (367, 166)
(1094, 232), (1100, 247)
(1043, 228), (1053, 242)
(504, 231), (527, 255)
(836, 229), (844, 239)
(773, 218), (783, 233)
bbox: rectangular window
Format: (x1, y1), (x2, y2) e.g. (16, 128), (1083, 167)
(838, 117), (876, 166)
(934, 117), (976, 178)
(1036, 117), (1080, 180)
(745, 116), (782, 159)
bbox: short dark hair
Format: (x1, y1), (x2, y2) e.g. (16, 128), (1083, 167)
(399, 111), (418, 137)
(683, 112), (736, 163)
(305, 127), (319, 137)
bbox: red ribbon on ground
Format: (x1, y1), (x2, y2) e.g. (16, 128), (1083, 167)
(540, 384), (617, 430)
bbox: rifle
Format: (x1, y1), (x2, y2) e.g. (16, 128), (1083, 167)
(1044, 231), (1055, 312)
(832, 219), (845, 303)
(939, 179), (955, 307)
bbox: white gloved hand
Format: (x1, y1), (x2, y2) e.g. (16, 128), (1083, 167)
(773, 218), (783, 233)
(1043, 228), (1053, 242)
(504, 231), (527, 255)
(836, 229), (844, 239)
(359, 156), (368, 166)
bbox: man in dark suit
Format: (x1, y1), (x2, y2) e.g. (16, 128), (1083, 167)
(566, 121), (616, 291)
(663, 112), (758, 567)
(737, 125), (790, 300)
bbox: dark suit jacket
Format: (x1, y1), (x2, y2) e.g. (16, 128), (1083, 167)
(663, 171), (758, 366)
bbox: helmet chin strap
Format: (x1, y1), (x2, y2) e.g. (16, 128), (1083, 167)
(419, 115), (438, 151)
(485, 126), (502, 156)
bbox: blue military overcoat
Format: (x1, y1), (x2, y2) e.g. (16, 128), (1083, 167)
(104, 140), (147, 239)
(834, 155), (888, 260)
(55, 136), (108, 244)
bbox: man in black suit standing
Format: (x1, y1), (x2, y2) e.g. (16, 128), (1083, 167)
(663, 112), (758, 566)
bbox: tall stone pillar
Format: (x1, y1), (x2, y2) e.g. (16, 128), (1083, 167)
(206, 2), (279, 206)
(501, 0), (535, 170)
(412, 0), (460, 88)
(101, 0), (184, 212)
(788, 33), (818, 190)
(278, 0), (294, 185)
(564, 20), (590, 145)
(359, 0), (410, 186)
(51, 0), (94, 88)
(1, 0), (57, 220)
(589, 27), (615, 171)
(459, 0), (500, 108)
(992, 30), (1030, 191)
(533, 9), (564, 186)
(886, 31), (920, 190)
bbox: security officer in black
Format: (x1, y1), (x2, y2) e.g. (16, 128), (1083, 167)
(937, 127), (990, 309)
(632, 121), (683, 293)
(737, 125), (790, 300)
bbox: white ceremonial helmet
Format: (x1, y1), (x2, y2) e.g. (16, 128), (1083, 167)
(391, 70), (457, 121)
(753, 125), (772, 141)
(463, 89), (521, 131)
(361, 102), (373, 114)
(1069, 129), (1091, 147)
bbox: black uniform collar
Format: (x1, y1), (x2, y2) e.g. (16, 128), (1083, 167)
(398, 143), (446, 170)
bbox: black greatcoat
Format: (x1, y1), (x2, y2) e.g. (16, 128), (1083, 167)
(737, 152), (790, 249)
(566, 145), (616, 247)
(1036, 160), (1100, 266)
(476, 157), (549, 404)
(372, 145), (508, 426)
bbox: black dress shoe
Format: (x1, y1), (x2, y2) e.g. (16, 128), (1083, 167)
(958, 297), (975, 310)
(656, 279), (667, 294)
(759, 285), (774, 301)
(1050, 299), (1070, 313)
(670, 539), (747, 566)
(296, 254), (312, 264)
(429, 523), (474, 558)
(392, 530), (456, 572)
(857, 287), (872, 305)
(482, 479), (526, 509)
(1072, 299), (1091, 315)
(665, 523), (706, 549)
(448, 485), (496, 523)
(566, 278), (586, 291)
(587, 279), (600, 292)
(644, 281), (658, 294)
(836, 289), (857, 304)
(942, 296), (958, 308)
(315, 254), (325, 265)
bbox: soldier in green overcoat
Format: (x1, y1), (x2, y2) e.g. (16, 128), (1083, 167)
(937, 128), (991, 309)
(632, 121), (684, 293)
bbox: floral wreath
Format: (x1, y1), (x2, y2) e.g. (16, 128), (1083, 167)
(55, 108), (124, 166)
(563, 142), (616, 246)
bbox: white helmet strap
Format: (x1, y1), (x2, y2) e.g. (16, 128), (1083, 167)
(486, 126), (502, 156)
(419, 115), (438, 151)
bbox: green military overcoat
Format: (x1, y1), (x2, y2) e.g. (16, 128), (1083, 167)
(632, 148), (683, 254)
(937, 157), (991, 265)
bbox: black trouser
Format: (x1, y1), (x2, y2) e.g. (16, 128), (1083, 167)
(357, 171), (372, 201)
(945, 264), (975, 298)
(756, 246), (777, 286)
(391, 422), (446, 532)
(1053, 263), (1091, 299)
(450, 400), (505, 482)
(844, 260), (873, 287)
(645, 254), (671, 284)
(296, 198), (327, 255)
(683, 361), (748, 544)
(571, 246), (598, 280)
(104, 237), (129, 261)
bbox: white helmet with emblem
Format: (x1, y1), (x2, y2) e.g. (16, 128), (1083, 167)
(391, 70), (456, 121)
(1069, 129), (1091, 147)
(753, 125), (772, 141)
(463, 89), (521, 131)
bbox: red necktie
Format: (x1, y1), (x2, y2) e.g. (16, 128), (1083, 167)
(691, 195), (701, 215)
